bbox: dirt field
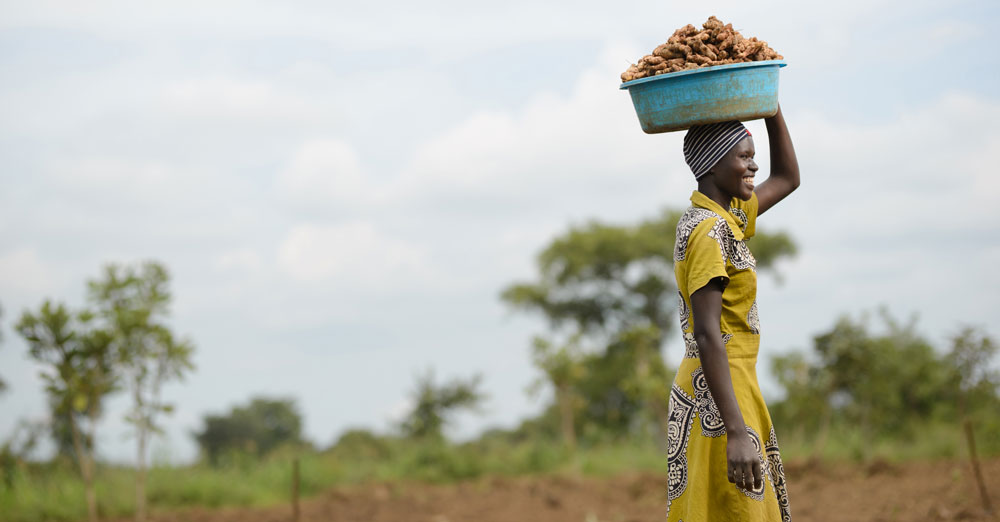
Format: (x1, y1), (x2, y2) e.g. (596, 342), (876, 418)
(136, 458), (998, 522)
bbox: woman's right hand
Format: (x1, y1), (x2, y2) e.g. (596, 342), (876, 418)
(726, 430), (763, 492)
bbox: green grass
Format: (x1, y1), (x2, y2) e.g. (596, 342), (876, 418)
(2, 421), (997, 522)
(775, 418), (1000, 463)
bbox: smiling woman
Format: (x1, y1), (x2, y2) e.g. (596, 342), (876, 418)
(667, 106), (800, 522)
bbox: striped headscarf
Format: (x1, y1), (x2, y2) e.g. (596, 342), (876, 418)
(683, 121), (751, 180)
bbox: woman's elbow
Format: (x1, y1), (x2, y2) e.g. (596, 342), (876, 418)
(693, 331), (725, 358)
(789, 172), (801, 191)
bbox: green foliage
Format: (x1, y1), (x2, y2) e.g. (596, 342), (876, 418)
(769, 311), (1000, 453)
(0, 436), (664, 521)
(87, 260), (195, 521)
(4, 416), (1000, 522)
(48, 396), (89, 460)
(0, 420), (45, 491)
(947, 326), (1000, 413)
(528, 335), (587, 448)
(529, 335), (587, 395)
(194, 397), (305, 466)
(400, 371), (486, 440)
(16, 298), (117, 521)
(15, 300), (116, 454)
(87, 262), (195, 439)
(501, 211), (681, 338)
(573, 330), (652, 435)
(502, 208), (797, 441)
(330, 429), (392, 459)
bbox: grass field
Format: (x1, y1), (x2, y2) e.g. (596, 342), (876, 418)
(2, 419), (997, 522)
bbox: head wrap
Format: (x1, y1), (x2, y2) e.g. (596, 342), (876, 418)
(683, 121), (751, 180)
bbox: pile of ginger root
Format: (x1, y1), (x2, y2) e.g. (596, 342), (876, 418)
(621, 16), (782, 82)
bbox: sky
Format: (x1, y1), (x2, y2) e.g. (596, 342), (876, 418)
(1, 0), (999, 464)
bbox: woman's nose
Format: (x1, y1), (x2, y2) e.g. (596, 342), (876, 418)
(749, 160), (758, 172)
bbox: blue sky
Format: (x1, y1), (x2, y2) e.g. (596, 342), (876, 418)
(1, 0), (998, 464)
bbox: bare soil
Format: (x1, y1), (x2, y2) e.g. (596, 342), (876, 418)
(135, 458), (999, 522)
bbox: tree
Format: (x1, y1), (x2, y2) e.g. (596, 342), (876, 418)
(329, 429), (391, 459)
(947, 327), (998, 512)
(527, 335), (586, 451)
(15, 301), (116, 522)
(194, 397), (304, 466)
(947, 327), (1000, 416)
(768, 310), (987, 455)
(813, 311), (952, 437)
(400, 371), (486, 440)
(0, 419), (46, 491)
(769, 350), (833, 455)
(502, 209), (796, 442)
(87, 261), (194, 522)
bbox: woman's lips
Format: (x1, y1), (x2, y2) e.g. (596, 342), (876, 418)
(742, 175), (755, 189)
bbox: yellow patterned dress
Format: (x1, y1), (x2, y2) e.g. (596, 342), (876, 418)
(667, 190), (791, 522)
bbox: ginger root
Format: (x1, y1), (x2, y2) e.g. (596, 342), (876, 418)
(621, 16), (783, 82)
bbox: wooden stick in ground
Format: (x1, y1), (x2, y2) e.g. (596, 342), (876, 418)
(292, 458), (301, 522)
(963, 418), (993, 513)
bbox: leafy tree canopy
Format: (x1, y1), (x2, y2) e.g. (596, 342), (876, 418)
(87, 261), (194, 522)
(769, 310), (1000, 440)
(401, 371), (486, 441)
(502, 209), (795, 343)
(15, 301), (116, 456)
(502, 208), (797, 439)
(194, 397), (304, 466)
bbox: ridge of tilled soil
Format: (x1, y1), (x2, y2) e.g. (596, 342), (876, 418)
(121, 458), (999, 522)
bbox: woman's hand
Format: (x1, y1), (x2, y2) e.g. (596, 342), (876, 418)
(727, 430), (763, 492)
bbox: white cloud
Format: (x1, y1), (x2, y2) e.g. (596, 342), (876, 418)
(392, 42), (689, 213)
(275, 139), (378, 211)
(0, 248), (59, 300)
(276, 221), (431, 289)
(43, 157), (212, 212)
(214, 248), (262, 274)
(162, 76), (316, 123)
(789, 91), (1000, 233)
(929, 20), (984, 41)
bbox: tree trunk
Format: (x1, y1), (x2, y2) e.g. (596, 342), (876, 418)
(556, 384), (576, 452)
(634, 345), (668, 452)
(963, 418), (993, 513)
(85, 408), (101, 522)
(134, 377), (148, 522)
(69, 414), (98, 522)
(135, 426), (147, 522)
(812, 402), (832, 460)
(292, 458), (301, 522)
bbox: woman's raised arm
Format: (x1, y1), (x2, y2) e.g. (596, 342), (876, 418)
(754, 104), (800, 215)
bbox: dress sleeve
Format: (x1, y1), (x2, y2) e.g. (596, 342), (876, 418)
(685, 218), (729, 295)
(733, 191), (759, 239)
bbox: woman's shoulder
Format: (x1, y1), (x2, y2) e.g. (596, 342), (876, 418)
(676, 206), (724, 233)
(674, 207), (725, 263)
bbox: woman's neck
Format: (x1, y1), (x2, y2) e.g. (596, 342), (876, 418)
(697, 179), (732, 209)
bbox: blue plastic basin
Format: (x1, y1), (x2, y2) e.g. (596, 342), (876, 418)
(620, 60), (786, 134)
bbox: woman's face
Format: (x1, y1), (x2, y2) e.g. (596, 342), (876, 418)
(709, 136), (758, 201)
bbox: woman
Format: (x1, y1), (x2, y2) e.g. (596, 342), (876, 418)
(667, 105), (799, 522)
